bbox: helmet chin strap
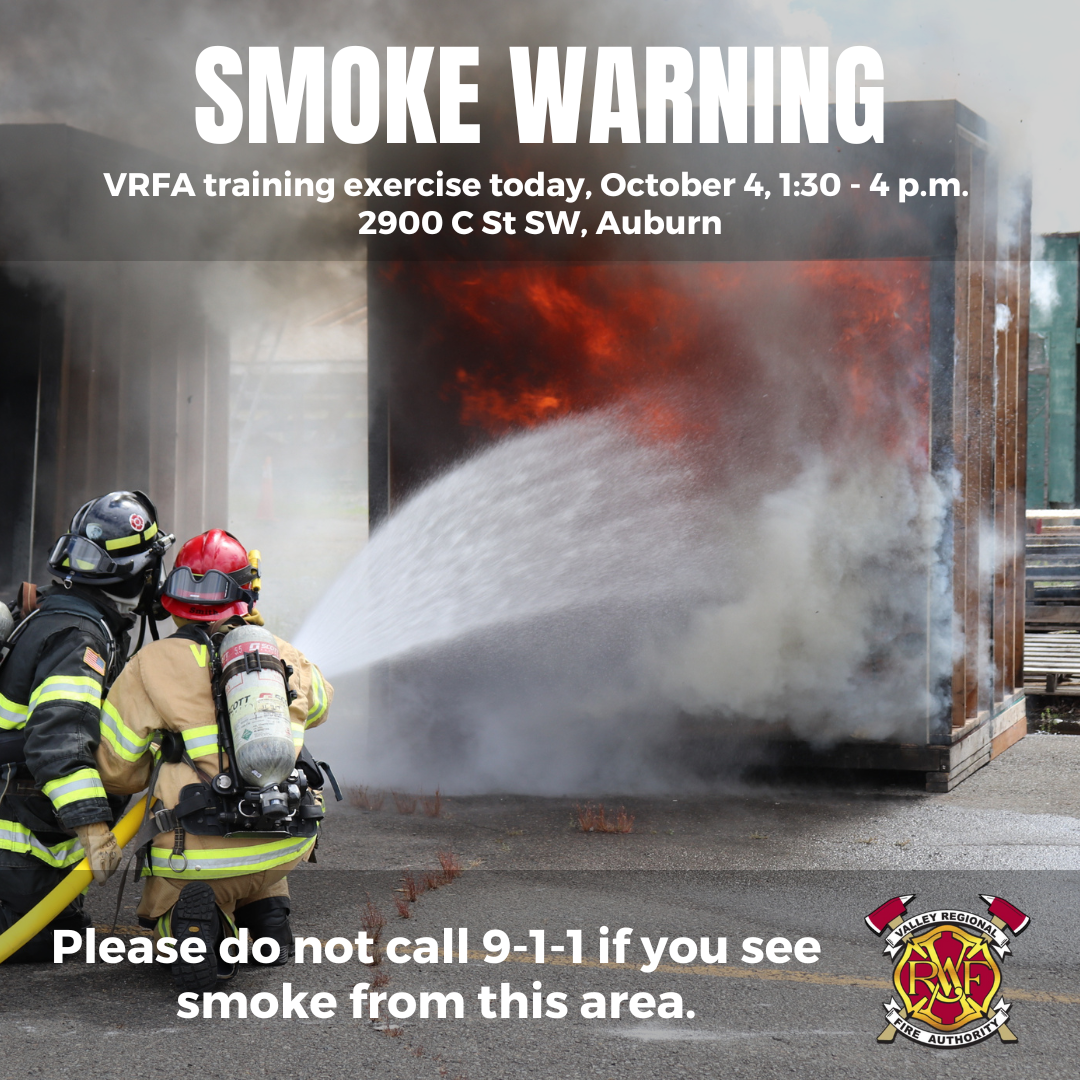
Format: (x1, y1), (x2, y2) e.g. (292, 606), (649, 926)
(130, 570), (165, 653)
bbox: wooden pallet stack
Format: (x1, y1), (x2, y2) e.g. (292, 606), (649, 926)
(1025, 509), (1080, 693)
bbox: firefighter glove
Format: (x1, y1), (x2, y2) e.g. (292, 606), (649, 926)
(74, 822), (123, 885)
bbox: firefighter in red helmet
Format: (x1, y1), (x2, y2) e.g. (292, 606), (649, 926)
(94, 529), (334, 991)
(159, 530), (260, 623)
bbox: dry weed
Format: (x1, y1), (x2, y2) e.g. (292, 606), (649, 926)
(437, 850), (462, 881)
(575, 803), (635, 834)
(400, 871), (426, 903)
(346, 786), (385, 810)
(361, 900), (387, 946)
(421, 789), (442, 817)
(392, 791), (418, 814)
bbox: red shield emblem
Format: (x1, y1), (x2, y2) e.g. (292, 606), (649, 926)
(129, 512), (146, 533)
(894, 925), (1001, 1030)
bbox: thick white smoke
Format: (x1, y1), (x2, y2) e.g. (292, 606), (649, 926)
(649, 455), (950, 744)
(300, 410), (951, 794)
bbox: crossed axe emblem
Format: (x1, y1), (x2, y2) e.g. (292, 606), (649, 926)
(865, 894), (1030, 1043)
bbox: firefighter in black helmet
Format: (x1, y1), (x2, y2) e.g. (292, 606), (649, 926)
(0, 491), (173, 961)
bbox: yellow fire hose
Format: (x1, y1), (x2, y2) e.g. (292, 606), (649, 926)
(0, 794), (150, 964)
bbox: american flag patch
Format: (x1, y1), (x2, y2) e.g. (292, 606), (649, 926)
(83, 647), (106, 676)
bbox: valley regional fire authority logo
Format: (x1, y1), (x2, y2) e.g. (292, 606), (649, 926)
(864, 894), (1031, 1046)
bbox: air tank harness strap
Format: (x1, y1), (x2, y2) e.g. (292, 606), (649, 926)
(112, 838), (151, 933)
(110, 750), (171, 930)
(0, 763), (42, 800)
(295, 747), (343, 803)
(220, 648), (293, 695)
(152, 742), (215, 873)
(148, 785), (219, 833)
(318, 761), (343, 802)
(110, 739), (211, 930)
(169, 824), (187, 873)
(0, 763), (14, 805)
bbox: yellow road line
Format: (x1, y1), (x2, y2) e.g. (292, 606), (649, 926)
(463, 951), (1080, 1005)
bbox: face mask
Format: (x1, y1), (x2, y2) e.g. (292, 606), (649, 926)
(103, 591), (140, 614)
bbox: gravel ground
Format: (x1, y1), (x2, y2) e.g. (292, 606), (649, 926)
(2, 733), (1079, 1079)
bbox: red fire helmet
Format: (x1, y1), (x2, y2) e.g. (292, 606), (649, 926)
(161, 529), (256, 621)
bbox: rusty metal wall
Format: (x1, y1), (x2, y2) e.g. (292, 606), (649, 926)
(948, 121), (1031, 731)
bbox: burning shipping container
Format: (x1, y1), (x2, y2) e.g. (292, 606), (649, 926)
(366, 101), (1030, 791)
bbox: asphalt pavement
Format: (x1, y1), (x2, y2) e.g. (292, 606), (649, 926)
(2, 732), (1079, 1079)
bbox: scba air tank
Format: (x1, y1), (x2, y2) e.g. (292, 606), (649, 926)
(220, 625), (295, 787)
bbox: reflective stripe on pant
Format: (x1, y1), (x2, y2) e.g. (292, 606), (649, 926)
(137, 857), (302, 920)
(141, 834), (316, 880)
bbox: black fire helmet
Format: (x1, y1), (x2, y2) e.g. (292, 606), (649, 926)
(48, 490), (168, 597)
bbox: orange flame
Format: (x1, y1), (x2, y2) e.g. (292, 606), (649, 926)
(395, 259), (930, 466)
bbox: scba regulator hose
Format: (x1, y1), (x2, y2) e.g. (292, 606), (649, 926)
(0, 795), (150, 964)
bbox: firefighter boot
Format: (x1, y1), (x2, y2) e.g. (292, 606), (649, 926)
(234, 896), (293, 965)
(162, 882), (236, 991)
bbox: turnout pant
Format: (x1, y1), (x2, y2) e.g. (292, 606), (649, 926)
(0, 848), (88, 963)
